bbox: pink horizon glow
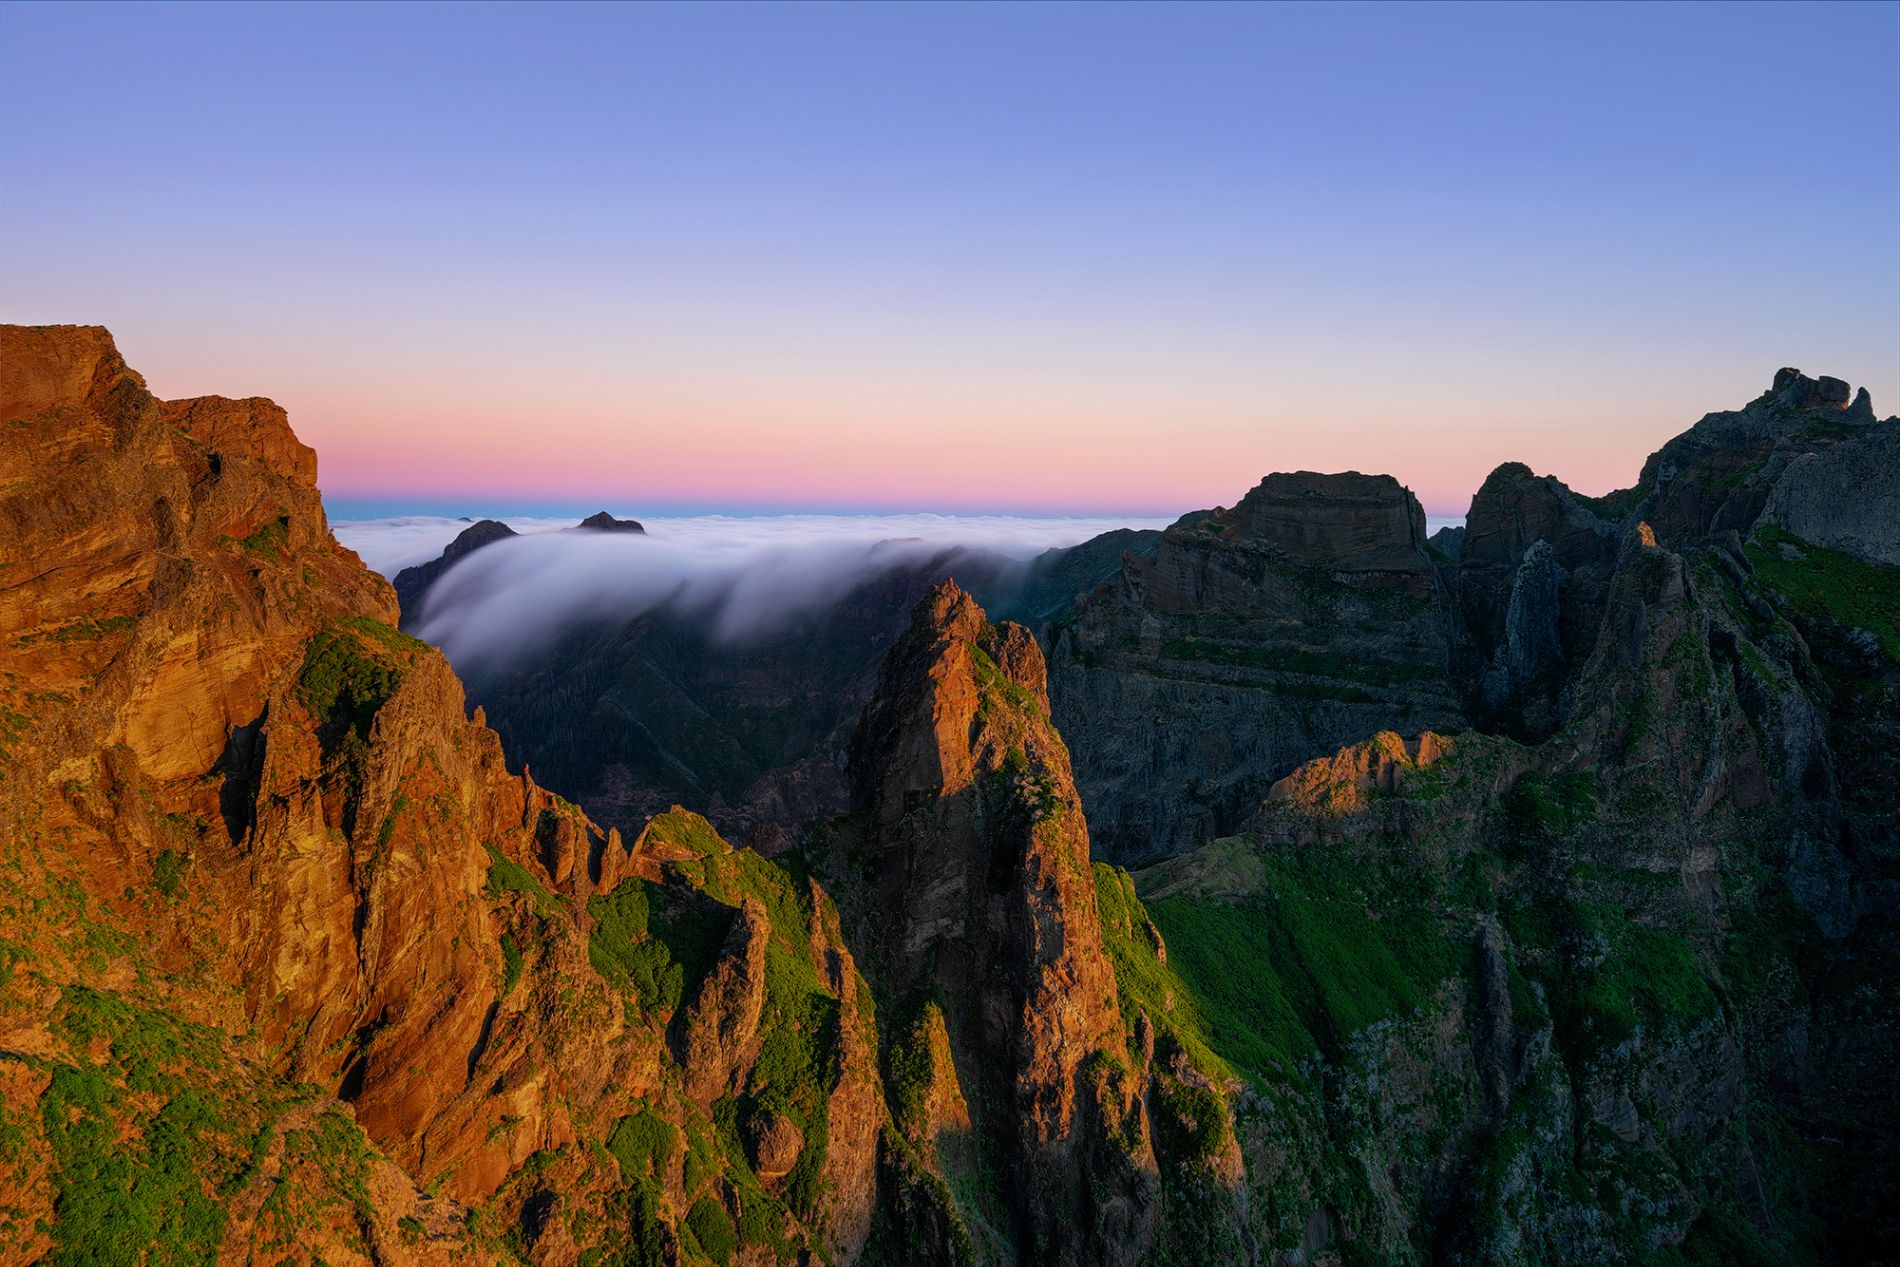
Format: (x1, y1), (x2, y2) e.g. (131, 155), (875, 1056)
(114, 331), (1813, 521)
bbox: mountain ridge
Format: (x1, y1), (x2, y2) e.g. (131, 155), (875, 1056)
(3, 324), (1896, 1265)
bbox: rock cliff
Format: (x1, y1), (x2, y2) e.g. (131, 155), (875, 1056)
(0, 326), (883, 1265)
(1046, 471), (1466, 862)
(833, 581), (1148, 1265)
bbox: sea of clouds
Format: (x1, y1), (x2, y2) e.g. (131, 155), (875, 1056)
(331, 513), (1181, 665)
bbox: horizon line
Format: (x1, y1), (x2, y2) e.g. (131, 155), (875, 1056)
(321, 495), (1477, 524)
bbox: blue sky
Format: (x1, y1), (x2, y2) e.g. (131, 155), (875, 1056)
(3, 1), (1895, 515)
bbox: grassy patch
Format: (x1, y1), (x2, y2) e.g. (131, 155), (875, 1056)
(1504, 893), (1717, 1059)
(1748, 525), (1900, 659)
(1093, 864), (1226, 1079)
(588, 880), (693, 1018)
(37, 987), (271, 1266)
(684, 1195), (737, 1266)
(153, 848), (186, 899)
(295, 621), (420, 832)
(499, 931), (524, 995)
(747, 944), (839, 1219)
(236, 513), (290, 563)
(607, 1110), (678, 1183)
(1141, 844), (1459, 1081)
(484, 843), (557, 914)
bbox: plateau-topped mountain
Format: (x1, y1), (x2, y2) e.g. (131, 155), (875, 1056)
(2, 323), (1896, 1266)
(1046, 471), (1467, 863)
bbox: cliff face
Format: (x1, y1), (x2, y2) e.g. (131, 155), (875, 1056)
(1046, 470), (1467, 863)
(0, 326), (886, 1265)
(1075, 371), (1900, 1265)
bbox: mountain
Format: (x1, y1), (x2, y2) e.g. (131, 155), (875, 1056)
(3, 324), (1896, 1266)
(577, 511), (647, 534)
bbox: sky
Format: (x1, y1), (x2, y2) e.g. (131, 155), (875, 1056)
(2, 2), (1896, 518)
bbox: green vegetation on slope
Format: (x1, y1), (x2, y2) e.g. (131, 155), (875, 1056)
(1748, 525), (1900, 659)
(32, 985), (364, 1266)
(588, 879), (699, 1018)
(1092, 864), (1226, 1078)
(1504, 889), (1718, 1059)
(295, 618), (422, 739)
(1138, 843), (1459, 1083)
(294, 618), (425, 831)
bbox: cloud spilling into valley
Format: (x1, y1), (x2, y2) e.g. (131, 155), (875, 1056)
(331, 513), (1175, 666)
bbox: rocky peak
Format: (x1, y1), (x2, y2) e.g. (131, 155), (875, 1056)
(847, 579), (1135, 1259)
(1771, 366), (1856, 413)
(392, 517), (517, 614)
(1634, 367), (1892, 549)
(575, 510), (646, 533)
(1047, 468), (1467, 861)
(1461, 462), (1617, 570)
(444, 517), (517, 558)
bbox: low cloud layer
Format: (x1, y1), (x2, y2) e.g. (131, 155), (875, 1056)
(331, 513), (1174, 666)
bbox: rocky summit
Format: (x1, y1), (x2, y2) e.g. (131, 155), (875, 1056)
(576, 511), (647, 534)
(393, 518), (517, 613)
(2, 325), (1898, 1267)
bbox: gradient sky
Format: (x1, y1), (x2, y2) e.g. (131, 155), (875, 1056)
(3, 2), (1895, 517)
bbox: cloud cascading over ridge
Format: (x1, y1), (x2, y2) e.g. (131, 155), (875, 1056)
(332, 513), (1184, 665)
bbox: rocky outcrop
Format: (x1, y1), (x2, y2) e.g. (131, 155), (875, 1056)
(1262, 729), (1451, 817)
(1631, 366), (1895, 548)
(1226, 470), (1439, 591)
(1047, 472), (1466, 862)
(1756, 415), (1900, 565)
(1442, 461), (1621, 736)
(676, 897), (770, 1106)
(391, 517), (516, 614)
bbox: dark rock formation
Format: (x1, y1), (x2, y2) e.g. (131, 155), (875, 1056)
(1632, 366), (1894, 548)
(1757, 416), (1900, 564)
(391, 517), (516, 613)
(575, 510), (646, 533)
(1046, 470), (1466, 862)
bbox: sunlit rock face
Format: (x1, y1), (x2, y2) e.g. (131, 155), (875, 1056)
(0, 324), (889, 1264)
(843, 580), (1151, 1265)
